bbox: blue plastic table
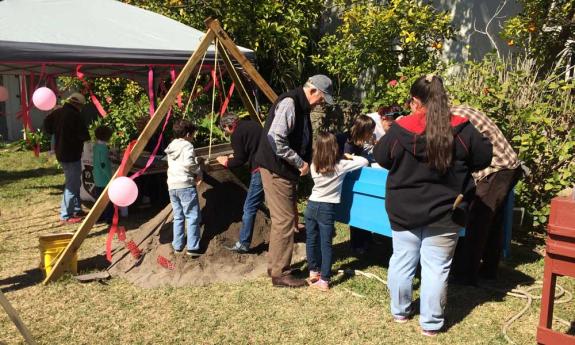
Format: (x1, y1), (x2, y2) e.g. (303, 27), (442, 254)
(334, 167), (513, 258)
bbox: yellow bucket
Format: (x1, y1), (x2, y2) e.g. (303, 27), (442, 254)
(39, 233), (78, 276)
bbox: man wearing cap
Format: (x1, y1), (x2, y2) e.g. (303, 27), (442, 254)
(216, 112), (263, 253)
(44, 92), (90, 224)
(255, 74), (334, 288)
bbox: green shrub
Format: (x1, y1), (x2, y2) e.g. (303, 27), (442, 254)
(313, 0), (453, 103)
(446, 55), (575, 229)
(18, 129), (50, 152)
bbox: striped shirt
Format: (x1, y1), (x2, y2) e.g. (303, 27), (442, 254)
(451, 105), (520, 181)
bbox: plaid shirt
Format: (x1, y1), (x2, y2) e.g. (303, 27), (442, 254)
(451, 105), (520, 181)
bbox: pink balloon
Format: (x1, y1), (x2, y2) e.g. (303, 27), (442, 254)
(32, 87), (57, 111)
(108, 176), (138, 207)
(0, 86), (8, 102)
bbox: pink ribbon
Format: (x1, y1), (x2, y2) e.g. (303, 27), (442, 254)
(76, 65), (107, 117)
(148, 66), (155, 117)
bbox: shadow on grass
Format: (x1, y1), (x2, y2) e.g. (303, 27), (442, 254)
(0, 167), (61, 187)
(290, 228), (540, 331)
(0, 255), (109, 293)
(0, 268), (43, 293)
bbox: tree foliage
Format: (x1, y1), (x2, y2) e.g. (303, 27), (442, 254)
(502, 0), (575, 71)
(312, 0), (453, 104)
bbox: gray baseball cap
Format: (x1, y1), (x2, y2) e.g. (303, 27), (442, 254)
(219, 112), (238, 128)
(307, 74), (334, 105)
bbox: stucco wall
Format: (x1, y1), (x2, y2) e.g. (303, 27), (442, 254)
(433, 0), (522, 61)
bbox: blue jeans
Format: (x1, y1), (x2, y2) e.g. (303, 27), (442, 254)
(305, 200), (336, 281)
(239, 171), (265, 247)
(169, 187), (201, 251)
(60, 160), (82, 220)
(388, 227), (459, 331)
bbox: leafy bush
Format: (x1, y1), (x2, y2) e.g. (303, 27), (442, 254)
(18, 129), (50, 151)
(501, 0), (574, 71)
(446, 55), (575, 228)
(313, 0), (453, 103)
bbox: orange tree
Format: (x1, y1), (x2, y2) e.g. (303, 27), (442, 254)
(312, 0), (453, 107)
(502, 0), (575, 71)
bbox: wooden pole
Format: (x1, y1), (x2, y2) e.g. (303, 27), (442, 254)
(42, 29), (216, 284)
(0, 291), (38, 345)
(216, 41), (262, 125)
(205, 18), (278, 103)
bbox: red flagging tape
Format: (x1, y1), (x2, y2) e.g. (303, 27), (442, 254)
(125, 240), (142, 259)
(157, 255), (175, 270)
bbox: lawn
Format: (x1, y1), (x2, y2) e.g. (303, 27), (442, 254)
(0, 147), (573, 344)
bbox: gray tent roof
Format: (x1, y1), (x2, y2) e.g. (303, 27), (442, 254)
(0, 0), (255, 78)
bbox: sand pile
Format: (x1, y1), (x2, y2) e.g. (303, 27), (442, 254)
(108, 165), (305, 288)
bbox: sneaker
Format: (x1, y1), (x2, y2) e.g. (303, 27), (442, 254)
(309, 279), (329, 292)
(306, 271), (321, 285)
(225, 242), (249, 254)
(60, 217), (83, 224)
(393, 316), (409, 324)
(73, 210), (86, 217)
(421, 329), (439, 337)
(186, 249), (201, 257)
(173, 246), (184, 254)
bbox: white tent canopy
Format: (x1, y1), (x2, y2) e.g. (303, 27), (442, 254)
(0, 0), (255, 77)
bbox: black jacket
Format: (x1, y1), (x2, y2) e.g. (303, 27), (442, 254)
(254, 87), (312, 181)
(43, 104), (90, 162)
(374, 112), (493, 231)
(226, 118), (262, 171)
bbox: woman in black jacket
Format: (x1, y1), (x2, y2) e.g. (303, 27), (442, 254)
(373, 75), (492, 336)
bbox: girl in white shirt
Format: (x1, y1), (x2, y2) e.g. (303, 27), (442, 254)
(305, 132), (368, 291)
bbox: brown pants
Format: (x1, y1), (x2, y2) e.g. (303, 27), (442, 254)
(260, 168), (297, 277)
(453, 167), (521, 282)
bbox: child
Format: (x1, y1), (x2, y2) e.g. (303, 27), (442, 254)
(165, 119), (203, 257)
(344, 115), (376, 255)
(306, 132), (369, 291)
(92, 125), (114, 223)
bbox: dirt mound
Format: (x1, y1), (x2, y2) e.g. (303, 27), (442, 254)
(108, 165), (305, 288)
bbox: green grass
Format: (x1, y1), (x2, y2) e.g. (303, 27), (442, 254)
(0, 149), (573, 344)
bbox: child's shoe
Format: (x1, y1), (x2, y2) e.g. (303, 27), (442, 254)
(393, 315), (410, 324)
(306, 271), (321, 285)
(309, 279), (329, 292)
(421, 329), (439, 337)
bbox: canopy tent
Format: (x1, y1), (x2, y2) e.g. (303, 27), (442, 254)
(0, 0), (255, 78)
(0, 0), (257, 141)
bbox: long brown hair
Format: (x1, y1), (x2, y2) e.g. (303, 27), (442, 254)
(410, 75), (452, 173)
(350, 115), (375, 146)
(312, 132), (340, 174)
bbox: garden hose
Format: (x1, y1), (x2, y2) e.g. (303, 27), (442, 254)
(336, 270), (573, 344)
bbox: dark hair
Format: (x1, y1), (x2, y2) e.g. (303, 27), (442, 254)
(312, 132), (340, 174)
(350, 115), (375, 146)
(172, 119), (197, 139)
(94, 125), (113, 142)
(410, 75), (452, 173)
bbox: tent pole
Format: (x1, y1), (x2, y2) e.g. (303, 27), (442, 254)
(205, 18), (278, 103)
(42, 29), (216, 284)
(20, 75), (28, 140)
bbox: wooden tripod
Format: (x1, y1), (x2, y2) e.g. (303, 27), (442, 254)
(43, 18), (277, 284)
